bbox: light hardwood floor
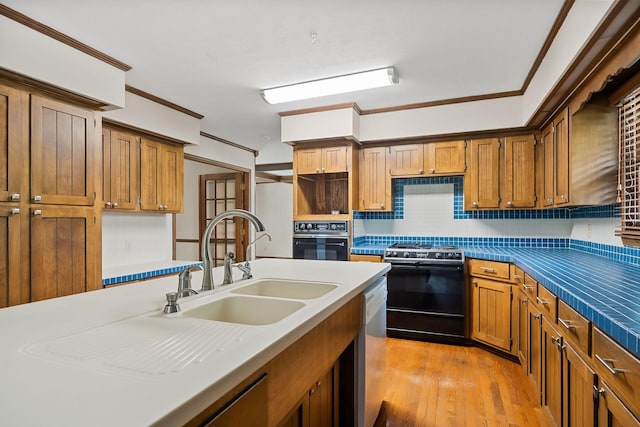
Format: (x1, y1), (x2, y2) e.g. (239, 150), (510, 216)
(382, 338), (553, 427)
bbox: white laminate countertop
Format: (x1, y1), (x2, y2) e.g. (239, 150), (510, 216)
(0, 259), (390, 427)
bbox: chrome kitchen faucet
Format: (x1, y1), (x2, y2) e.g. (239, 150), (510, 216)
(200, 209), (266, 291)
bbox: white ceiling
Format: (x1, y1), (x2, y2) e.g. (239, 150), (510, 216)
(4, 0), (567, 163)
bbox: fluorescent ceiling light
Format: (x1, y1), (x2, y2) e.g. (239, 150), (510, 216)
(261, 66), (399, 104)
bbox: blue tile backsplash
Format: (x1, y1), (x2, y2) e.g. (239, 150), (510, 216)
(352, 176), (619, 220)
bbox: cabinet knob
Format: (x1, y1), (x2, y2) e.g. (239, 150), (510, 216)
(548, 198), (553, 204)
(429, 168), (435, 174)
(418, 169), (424, 174)
(472, 201), (478, 208)
(33, 209), (42, 216)
(105, 202), (112, 208)
(10, 208), (20, 215)
(380, 204), (385, 209)
(316, 168), (321, 173)
(33, 195), (42, 202)
(9, 193), (20, 201)
(112, 202), (118, 208)
(561, 195), (568, 202)
(506, 201), (513, 207)
(321, 168), (325, 172)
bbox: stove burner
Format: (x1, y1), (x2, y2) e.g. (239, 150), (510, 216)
(388, 243), (432, 250)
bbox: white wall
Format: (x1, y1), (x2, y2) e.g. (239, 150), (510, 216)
(103, 92), (202, 145)
(570, 218), (622, 246)
(0, 15), (125, 108)
(102, 212), (173, 268)
(175, 159), (236, 261)
(255, 182), (293, 258)
(354, 183), (573, 239)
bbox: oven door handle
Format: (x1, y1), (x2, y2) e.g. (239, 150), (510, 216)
(387, 263), (463, 272)
(294, 241), (346, 247)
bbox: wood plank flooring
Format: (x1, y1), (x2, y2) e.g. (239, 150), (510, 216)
(382, 338), (553, 427)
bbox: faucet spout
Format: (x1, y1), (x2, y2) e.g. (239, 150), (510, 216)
(200, 209), (266, 291)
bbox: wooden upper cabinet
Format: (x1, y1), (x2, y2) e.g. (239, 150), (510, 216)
(140, 137), (184, 213)
(30, 95), (97, 206)
(465, 138), (500, 209)
(553, 109), (570, 206)
(102, 127), (140, 210)
(502, 135), (536, 208)
(389, 144), (424, 176)
(539, 124), (555, 208)
(0, 83), (26, 203)
(425, 140), (466, 175)
(296, 146), (348, 174)
(359, 146), (391, 211)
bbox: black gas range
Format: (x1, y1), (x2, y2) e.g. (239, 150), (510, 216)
(384, 242), (467, 344)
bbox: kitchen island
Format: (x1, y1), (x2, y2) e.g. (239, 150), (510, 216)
(0, 259), (389, 426)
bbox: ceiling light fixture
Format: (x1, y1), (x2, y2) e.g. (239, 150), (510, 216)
(260, 66), (399, 104)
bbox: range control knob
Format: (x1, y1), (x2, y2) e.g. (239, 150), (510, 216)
(447, 252), (454, 259)
(435, 252), (443, 259)
(307, 223), (313, 230)
(403, 252), (411, 258)
(330, 224), (336, 230)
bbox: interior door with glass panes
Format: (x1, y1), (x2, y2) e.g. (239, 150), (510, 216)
(199, 173), (248, 266)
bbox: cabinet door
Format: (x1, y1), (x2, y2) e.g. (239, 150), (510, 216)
(465, 138), (500, 209)
(389, 144), (424, 176)
(471, 277), (512, 351)
(31, 95), (96, 206)
(140, 138), (161, 210)
(308, 367), (335, 427)
(102, 128), (140, 210)
(597, 381), (640, 427)
(0, 203), (29, 307)
(359, 147), (390, 211)
(0, 83), (26, 203)
(528, 301), (543, 403)
(425, 140), (465, 175)
(563, 343), (596, 427)
(539, 124), (555, 207)
(296, 148), (323, 174)
(161, 143), (184, 212)
(30, 205), (100, 302)
(503, 135), (536, 208)
(203, 375), (267, 427)
(553, 108), (570, 206)
(322, 146), (348, 173)
(516, 289), (530, 369)
(541, 317), (563, 426)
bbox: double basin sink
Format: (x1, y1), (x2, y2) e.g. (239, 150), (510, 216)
(180, 279), (338, 325)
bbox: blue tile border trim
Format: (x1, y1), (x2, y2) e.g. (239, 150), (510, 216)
(352, 176), (619, 220)
(102, 262), (204, 287)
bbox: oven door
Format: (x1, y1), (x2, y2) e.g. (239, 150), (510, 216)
(292, 236), (349, 261)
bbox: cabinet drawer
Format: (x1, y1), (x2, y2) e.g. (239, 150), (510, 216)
(557, 300), (590, 356)
(468, 259), (510, 280)
(593, 327), (640, 418)
(522, 273), (537, 299)
(536, 283), (557, 321)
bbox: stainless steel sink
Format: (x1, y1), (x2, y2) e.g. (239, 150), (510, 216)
(231, 279), (338, 299)
(182, 295), (305, 325)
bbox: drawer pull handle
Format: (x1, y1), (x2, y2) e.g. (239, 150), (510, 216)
(536, 296), (549, 306)
(523, 284), (535, 290)
(10, 208), (20, 215)
(480, 267), (496, 273)
(33, 195), (42, 202)
(10, 193), (20, 201)
(558, 317), (576, 330)
(33, 209), (42, 216)
(595, 354), (626, 376)
(513, 274), (522, 279)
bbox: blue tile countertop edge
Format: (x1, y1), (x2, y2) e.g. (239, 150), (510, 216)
(102, 261), (204, 287)
(352, 243), (640, 360)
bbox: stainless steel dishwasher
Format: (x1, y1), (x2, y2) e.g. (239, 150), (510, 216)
(358, 275), (387, 427)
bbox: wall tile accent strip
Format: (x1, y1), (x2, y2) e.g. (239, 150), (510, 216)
(102, 262), (203, 286)
(352, 176), (619, 220)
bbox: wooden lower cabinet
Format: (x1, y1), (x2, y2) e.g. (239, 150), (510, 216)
(470, 277), (513, 352)
(30, 205), (101, 302)
(204, 374), (267, 427)
(349, 254), (382, 262)
(185, 295), (362, 427)
(516, 288), (530, 368)
(563, 343), (597, 427)
(528, 300), (543, 403)
(597, 381), (640, 427)
(0, 203), (29, 307)
(280, 364), (338, 427)
(541, 317), (563, 425)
